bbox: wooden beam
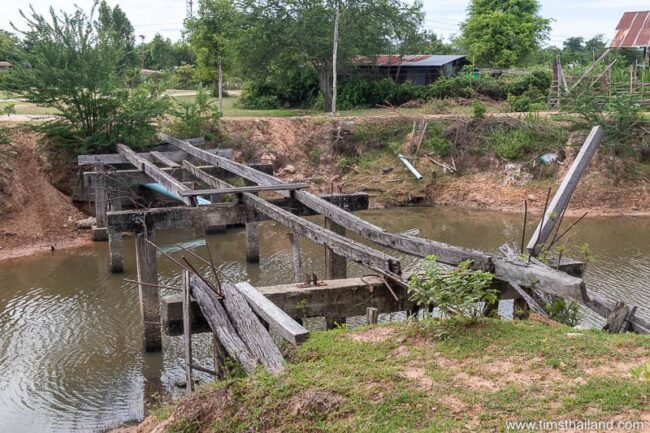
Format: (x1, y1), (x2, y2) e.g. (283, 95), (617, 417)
(77, 146), (234, 166)
(221, 282), (285, 374)
(190, 276), (258, 373)
(235, 282), (310, 345)
(527, 126), (604, 253)
(325, 218), (347, 279)
(116, 143), (195, 207)
(178, 183), (310, 197)
(150, 151), (180, 168)
(163, 134), (492, 270)
(182, 160), (403, 280)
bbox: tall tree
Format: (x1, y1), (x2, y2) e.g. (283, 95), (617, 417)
(186, 0), (239, 109)
(461, 0), (550, 68)
(0, 30), (18, 61)
(97, 0), (137, 67)
(237, 0), (427, 111)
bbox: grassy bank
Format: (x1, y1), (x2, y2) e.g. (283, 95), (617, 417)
(134, 318), (649, 433)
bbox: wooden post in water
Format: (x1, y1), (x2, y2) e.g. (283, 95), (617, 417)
(287, 231), (303, 283)
(324, 217), (347, 279)
(92, 164), (108, 241)
(182, 270), (193, 392)
(245, 206), (260, 263)
(135, 229), (162, 351)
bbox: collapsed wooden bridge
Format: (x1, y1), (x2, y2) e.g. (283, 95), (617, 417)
(77, 127), (648, 376)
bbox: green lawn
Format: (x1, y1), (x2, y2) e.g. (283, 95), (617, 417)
(148, 318), (649, 433)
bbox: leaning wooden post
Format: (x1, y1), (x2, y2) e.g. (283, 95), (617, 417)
(287, 231), (303, 283)
(182, 269), (193, 392)
(366, 307), (379, 325)
(324, 217), (347, 279)
(527, 126), (604, 254)
(92, 164), (108, 241)
(135, 228), (162, 352)
(245, 206), (260, 263)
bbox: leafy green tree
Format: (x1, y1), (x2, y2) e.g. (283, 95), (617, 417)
(236, 0), (428, 111)
(461, 0), (550, 68)
(0, 30), (18, 61)
(4, 2), (170, 152)
(97, 0), (138, 67)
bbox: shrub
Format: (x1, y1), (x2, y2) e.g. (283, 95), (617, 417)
(544, 298), (580, 327)
(408, 257), (497, 318)
(336, 77), (423, 110)
(170, 87), (221, 140)
(508, 87), (547, 112)
(0, 126), (9, 144)
(173, 64), (200, 89)
(472, 101), (487, 119)
(239, 64), (319, 109)
(489, 127), (534, 160)
(424, 125), (453, 156)
(506, 69), (552, 96)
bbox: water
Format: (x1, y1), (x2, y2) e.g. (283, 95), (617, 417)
(0, 207), (648, 433)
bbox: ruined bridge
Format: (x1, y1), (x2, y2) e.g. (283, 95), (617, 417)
(78, 129), (648, 355)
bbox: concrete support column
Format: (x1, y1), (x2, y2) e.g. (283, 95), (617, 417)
(135, 229), (162, 352)
(92, 164), (108, 241)
(108, 229), (124, 273)
(324, 217), (347, 279)
(245, 207), (260, 263)
(205, 194), (226, 234)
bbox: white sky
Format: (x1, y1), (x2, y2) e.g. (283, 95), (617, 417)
(2, 0), (649, 47)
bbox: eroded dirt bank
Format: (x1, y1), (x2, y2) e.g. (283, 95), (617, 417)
(221, 116), (650, 216)
(0, 126), (87, 260)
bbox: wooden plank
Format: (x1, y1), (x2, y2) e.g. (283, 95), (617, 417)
(527, 126), (604, 253)
(190, 276), (258, 373)
(235, 282), (310, 346)
(77, 137), (207, 165)
(221, 283), (285, 374)
(116, 144), (195, 207)
(183, 160), (403, 279)
(366, 307), (379, 324)
(287, 232), (303, 284)
(163, 134), (492, 270)
(178, 183), (310, 197)
(182, 270), (193, 392)
(150, 151), (181, 168)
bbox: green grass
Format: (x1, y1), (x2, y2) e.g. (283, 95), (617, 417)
(148, 319), (649, 433)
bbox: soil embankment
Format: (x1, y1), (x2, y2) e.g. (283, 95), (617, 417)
(0, 126), (87, 260)
(221, 116), (650, 217)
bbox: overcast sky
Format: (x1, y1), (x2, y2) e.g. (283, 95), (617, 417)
(2, 0), (649, 47)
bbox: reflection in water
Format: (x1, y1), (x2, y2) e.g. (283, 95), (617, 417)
(0, 207), (648, 432)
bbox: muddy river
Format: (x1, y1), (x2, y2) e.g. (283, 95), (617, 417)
(0, 207), (649, 432)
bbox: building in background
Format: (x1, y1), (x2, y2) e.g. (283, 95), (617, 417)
(354, 55), (468, 86)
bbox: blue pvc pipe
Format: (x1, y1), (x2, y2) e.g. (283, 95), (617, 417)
(143, 183), (211, 206)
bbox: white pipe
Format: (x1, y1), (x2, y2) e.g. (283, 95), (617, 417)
(397, 154), (424, 181)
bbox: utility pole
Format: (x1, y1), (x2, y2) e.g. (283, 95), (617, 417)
(186, 0), (194, 19)
(331, 2), (340, 116)
(139, 35), (145, 70)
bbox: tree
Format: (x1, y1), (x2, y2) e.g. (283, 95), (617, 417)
(186, 0), (240, 109)
(461, 0), (550, 68)
(0, 30), (18, 61)
(97, 0), (138, 67)
(236, 0), (428, 112)
(4, 2), (170, 152)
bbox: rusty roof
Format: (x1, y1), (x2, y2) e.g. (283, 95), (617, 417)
(610, 11), (650, 48)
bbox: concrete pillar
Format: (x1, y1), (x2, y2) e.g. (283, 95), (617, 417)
(204, 194), (226, 234)
(324, 217), (347, 279)
(245, 207), (260, 263)
(91, 164), (108, 241)
(135, 230), (162, 352)
(108, 229), (124, 273)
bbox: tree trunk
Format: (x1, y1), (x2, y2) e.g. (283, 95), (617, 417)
(218, 55), (224, 113)
(318, 67), (333, 113)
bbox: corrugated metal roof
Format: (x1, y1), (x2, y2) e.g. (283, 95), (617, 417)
(0, 61), (11, 68)
(610, 11), (650, 48)
(355, 54), (466, 67)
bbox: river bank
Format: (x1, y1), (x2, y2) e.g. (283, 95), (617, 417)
(1, 116), (649, 261)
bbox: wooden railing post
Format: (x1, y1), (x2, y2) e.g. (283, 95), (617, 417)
(324, 217), (347, 279)
(135, 229), (162, 352)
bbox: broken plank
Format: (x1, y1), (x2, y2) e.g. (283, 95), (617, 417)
(190, 276), (258, 373)
(178, 183), (310, 197)
(221, 283), (285, 374)
(527, 126), (604, 253)
(235, 282), (309, 346)
(150, 151), (181, 168)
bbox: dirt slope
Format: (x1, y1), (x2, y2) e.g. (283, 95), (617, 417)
(0, 127), (87, 260)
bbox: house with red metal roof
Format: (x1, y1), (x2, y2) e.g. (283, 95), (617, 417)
(353, 54), (468, 86)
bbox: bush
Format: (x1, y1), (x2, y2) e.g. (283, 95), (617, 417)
(507, 87), (547, 112)
(173, 64), (200, 89)
(489, 127), (534, 160)
(0, 126), (9, 144)
(506, 69), (552, 96)
(472, 101), (487, 119)
(336, 77), (423, 110)
(239, 64), (319, 109)
(170, 87), (221, 140)
(408, 257), (497, 318)
(424, 125), (453, 156)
